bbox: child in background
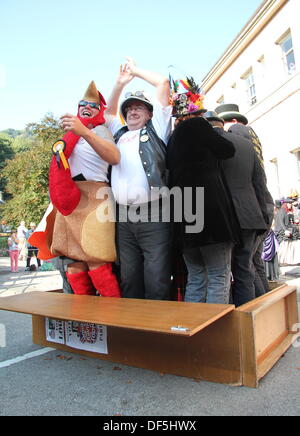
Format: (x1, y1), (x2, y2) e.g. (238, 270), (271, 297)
(8, 230), (19, 273)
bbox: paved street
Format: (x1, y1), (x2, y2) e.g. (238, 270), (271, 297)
(0, 258), (62, 297)
(0, 257), (299, 416)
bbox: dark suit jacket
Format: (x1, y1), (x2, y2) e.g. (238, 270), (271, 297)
(167, 117), (241, 249)
(216, 128), (269, 231)
(227, 123), (274, 226)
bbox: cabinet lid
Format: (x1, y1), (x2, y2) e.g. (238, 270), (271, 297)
(0, 291), (234, 337)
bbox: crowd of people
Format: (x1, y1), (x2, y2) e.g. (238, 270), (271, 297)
(21, 57), (296, 307)
(7, 221), (40, 272)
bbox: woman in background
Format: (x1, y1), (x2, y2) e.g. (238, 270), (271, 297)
(8, 230), (19, 273)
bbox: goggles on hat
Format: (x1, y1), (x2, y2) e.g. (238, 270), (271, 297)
(78, 100), (100, 110)
(125, 91), (149, 101)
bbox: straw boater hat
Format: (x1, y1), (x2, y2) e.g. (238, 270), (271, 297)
(170, 76), (206, 117)
(215, 104), (248, 125)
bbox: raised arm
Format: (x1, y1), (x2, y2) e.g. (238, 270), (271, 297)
(60, 114), (120, 165)
(106, 64), (134, 117)
(125, 57), (170, 107)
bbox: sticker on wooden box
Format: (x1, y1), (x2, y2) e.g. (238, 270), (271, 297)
(65, 321), (108, 354)
(45, 318), (65, 345)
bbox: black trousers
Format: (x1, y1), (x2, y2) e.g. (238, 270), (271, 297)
(117, 217), (172, 300)
(253, 234), (269, 297)
(26, 248), (41, 267)
(231, 229), (258, 307)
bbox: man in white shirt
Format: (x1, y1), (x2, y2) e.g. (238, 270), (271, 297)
(105, 58), (173, 300)
(17, 220), (28, 260)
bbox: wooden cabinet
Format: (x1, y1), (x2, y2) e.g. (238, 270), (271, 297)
(0, 285), (298, 388)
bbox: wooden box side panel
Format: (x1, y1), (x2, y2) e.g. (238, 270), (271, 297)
(238, 312), (258, 388)
(32, 312), (242, 386)
(238, 287), (299, 388)
(255, 298), (288, 362)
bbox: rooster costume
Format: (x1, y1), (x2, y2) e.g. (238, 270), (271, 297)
(29, 81), (121, 298)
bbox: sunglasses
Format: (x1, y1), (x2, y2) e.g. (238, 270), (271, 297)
(78, 100), (100, 110)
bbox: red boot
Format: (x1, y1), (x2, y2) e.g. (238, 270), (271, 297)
(88, 264), (121, 298)
(66, 271), (96, 295)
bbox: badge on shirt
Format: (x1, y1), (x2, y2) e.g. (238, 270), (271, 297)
(140, 134), (149, 143)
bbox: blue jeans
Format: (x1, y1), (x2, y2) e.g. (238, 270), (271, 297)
(183, 242), (233, 304)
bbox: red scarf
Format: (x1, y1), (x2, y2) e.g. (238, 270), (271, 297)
(49, 91), (106, 216)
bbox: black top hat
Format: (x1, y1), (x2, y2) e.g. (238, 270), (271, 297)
(203, 111), (224, 125)
(120, 92), (153, 119)
(215, 104), (248, 125)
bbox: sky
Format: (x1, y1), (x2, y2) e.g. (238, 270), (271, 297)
(0, 0), (264, 131)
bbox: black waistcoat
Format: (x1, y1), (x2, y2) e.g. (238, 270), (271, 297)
(114, 120), (168, 190)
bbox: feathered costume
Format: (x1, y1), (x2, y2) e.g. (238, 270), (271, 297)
(29, 81), (121, 298)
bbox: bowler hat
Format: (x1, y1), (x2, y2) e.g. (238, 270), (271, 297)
(204, 111), (224, 125)
(215, 104), (248, 125)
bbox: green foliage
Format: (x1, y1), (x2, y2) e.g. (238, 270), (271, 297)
(0, 134), (14, 197)
(12, 133), (38, 153)
(1, 128), (23, 138)
(0, 134), (14, 165)
(0, 113), (64, 227)
(0, 236), (8, 257)
(27, 113), (64, 143)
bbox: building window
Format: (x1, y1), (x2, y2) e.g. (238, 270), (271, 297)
(243, 69), (257, 106)
(278, 31), (296, 75)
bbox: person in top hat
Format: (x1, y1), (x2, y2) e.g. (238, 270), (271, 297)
(104, 57), (173, 300)
(204, 111), (272, 305)
(29, 81), (121, 297)
(203, 111), (224, 125)
(214, 104), (274, 297)
(215, 103), (265, 168)
(167, 82), (241, 304)
(215, 103), (248, 125)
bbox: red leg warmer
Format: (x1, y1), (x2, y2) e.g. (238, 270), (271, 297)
(88, 263), (121, 298)
(66, 271), (96, 295)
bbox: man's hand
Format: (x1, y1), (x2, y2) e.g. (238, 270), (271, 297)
(124, 56), (138, 77)
(117, 62), (134, 86)
(60, 114), (87, 136)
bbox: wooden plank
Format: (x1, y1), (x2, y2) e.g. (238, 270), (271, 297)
(238, 312), (258, 388)
(257, 334), (295, 381)
(32, 311), (242, 385)
(238, 284), (299, 387)
(0, 291), (234, 337)
(255, 298), (288, 360)
(285, 292), (299, 333)
(237, 285), (296, 315)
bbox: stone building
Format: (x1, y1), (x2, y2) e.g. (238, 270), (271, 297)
(202, 0), (300, 200)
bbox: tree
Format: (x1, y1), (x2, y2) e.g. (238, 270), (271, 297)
(0, 128), (22, 138)
(11, 131), (38, 154)
(0, 134), (14, 198)
(0, 113), (64, 227)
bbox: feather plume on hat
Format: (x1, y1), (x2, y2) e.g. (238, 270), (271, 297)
(170, 75), (206, 117)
